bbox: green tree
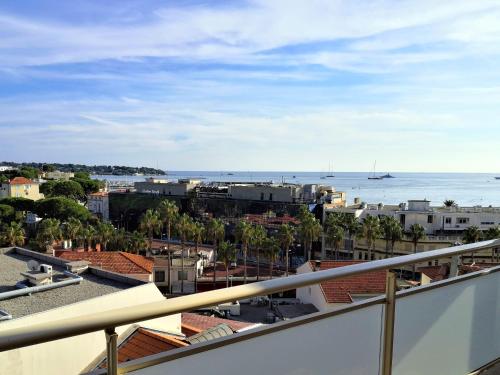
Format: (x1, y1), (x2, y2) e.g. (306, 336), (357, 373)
(35, 197), (91, 222)
(158, 200), (179, 254)
(64, 217), (83, 250)
(1, 221), (25, 247)
(298, 208), (322, 261)
(325, 222), (344, 260)
(190, 221), (205, 293)
(129, 230), (147, 254)
(342, 214), (361, 259)
(206, 218), (225, 288)
(484, 226), (500, 262)
(0, 204), (15, 223)
(462, 225), (482, 263)
(278, 224), (295, 276)
(176, 214), (193, 294)
(360, 215), (381, 261)
(80, 225), (97, 251)
(0, 197), (35, 212)
(235, 220), (253, 283)
(380, 216), (403, 258)
(443, 200), (456, 208)
(408, 223), (426, 278)
(97, 222), (115, 251)
(110, 228), (129, 252)
(264, 237), (280, 279)
(217, 241), (237, 287)
(36, 218), (62, 252)
(139, 209), (161, 251)
(47, 180), (86, 201)
(251, 225), (267, 281)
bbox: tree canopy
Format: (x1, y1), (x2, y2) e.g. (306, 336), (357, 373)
(35, 197), (91, 222)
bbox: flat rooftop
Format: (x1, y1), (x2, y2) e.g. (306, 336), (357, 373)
(0, 249), (134, 320)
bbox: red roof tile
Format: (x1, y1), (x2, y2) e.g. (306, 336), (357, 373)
(101, 328), (187, 368)
(58, 251), (153, 274)
(418, 265), (448, 282)
(308, 261), (387, 304)
(181, 313), (254, 332)
(8, 177), (34, 185)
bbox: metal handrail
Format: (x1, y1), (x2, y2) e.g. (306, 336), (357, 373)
(0, 239), (498, 353)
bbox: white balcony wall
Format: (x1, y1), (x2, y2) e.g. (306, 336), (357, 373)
(393, 270), (500, 375)
(130, 304), (384, 375)
(127, 269), (500, 375)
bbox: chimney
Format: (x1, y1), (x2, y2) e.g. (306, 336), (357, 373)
(314, 260), (321, 272)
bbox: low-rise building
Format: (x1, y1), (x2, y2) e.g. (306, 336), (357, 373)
(87, 191), (109, 221)
(227, 183), (304, 203)
(0, 177), (43, 200)
(296, 260), (387, 311)
(134, 178), (200, 196)
(43, 170), (75, 180)
(0, 165), (16, 172)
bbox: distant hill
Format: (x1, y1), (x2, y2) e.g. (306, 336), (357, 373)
(0, 162), (165, 176)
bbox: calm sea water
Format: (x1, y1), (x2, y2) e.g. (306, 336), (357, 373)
(93, 171), (500, 207)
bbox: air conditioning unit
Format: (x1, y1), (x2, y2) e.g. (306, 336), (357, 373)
(40, 264), (53, 275)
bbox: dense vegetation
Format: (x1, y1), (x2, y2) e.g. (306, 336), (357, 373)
(0, 162), (165, 176)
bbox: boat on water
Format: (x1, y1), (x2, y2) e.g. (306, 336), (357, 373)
(381, 173), (395, 179)
(495, 177), (500, 180)
(368, 161), (383, 180)
(325, 162), (335, 178)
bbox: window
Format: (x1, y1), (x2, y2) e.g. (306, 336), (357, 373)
(178, 270), (188, 280)
(154, 271), (165, 283)
(427, 215), (433, 224)
(269, 193), (273, 201)
(358, 252), (363, 260)
(260, 192), (264, 200)
(400, 214), (405, 226)
(445, 217), (452, 224)
(457, 218), (469, 224)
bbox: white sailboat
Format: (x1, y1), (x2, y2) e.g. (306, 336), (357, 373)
(368, 161), (383, 180)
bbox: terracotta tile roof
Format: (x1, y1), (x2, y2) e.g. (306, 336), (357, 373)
(181, 312), (254, 332)
(8, 177), (34, 185)
(58, 251), (153, 274)
(101, 328), (187, 368)
(89, 192), (108, 197)
(308, 261), (387, 304)
(418, 265), (448, 282)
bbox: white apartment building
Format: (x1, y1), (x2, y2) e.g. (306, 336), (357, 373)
(326, 199), (500, 236)
(87, 191), (109, 221)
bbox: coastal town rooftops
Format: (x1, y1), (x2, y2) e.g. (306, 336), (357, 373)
(305, 260), (386, 304)
(57, 251), (154, 274)
(0, 248), (140, 319)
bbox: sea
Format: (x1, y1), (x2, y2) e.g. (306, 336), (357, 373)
(92, 171), (500, 207)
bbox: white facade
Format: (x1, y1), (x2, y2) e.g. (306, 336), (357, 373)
(87, 192), (109, 221)
(135, 178), (199, 196)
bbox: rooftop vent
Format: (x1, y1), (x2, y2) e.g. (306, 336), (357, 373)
(20, 261), (53, 286)
(66, 260), (90, 274)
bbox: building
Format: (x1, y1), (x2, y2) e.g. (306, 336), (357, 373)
(88, 191), (109, 221)
(296, 260), (387, 310)
(153, 253), (204, 294)
(43, 170), (75, 180)
(227, 183), (304, 203)
(134, 178), (200, 196)
(0, 177), (43, 200)
(0, 246), (180, 375)
(56, 251), (154, 282)
(0, 165), (16, 172)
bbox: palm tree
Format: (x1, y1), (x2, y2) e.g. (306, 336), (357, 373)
(278, 224), (295, 276)
(158, 200), (179, 254)
(360, 215), (381, 261)
(36, 218), (62, 252)
(206, 218), (225, 288)
(64, 217), (82, 250)
(190, 221), (205, 293)
(443, 200), (456, 208)
(462, 225), (482, 263)
(408, 223), (426, 278)
(80, 225), (96, 251)
(483, 226), (500, 262)
(97, 222), (115, 251)
(342, 214), (361, 258)
(139, 209), (161, 252)
(235, 220), (253, 283)
(264, 237), (280, 279)
(218, 241), (237, 287)
(325, 223), (344, 260)
(129, 230), (147, 254)
(298, 209), (322, 261)
(1, 221), (25, 247)
(111, 227), (129, 252)
(380, 216), (403, 258)
(176, 214), (193, 294)
(251, 225), (267, 281)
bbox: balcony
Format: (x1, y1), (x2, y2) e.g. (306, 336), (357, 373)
(1, 241), (500, 375)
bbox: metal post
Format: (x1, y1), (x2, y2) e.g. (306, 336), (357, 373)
(105, 327), (118, 375)
(382, 271), (397, 375)
(450, 255), (460, 277)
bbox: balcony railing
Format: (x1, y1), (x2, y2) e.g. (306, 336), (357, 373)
(1, 240), (499, 375)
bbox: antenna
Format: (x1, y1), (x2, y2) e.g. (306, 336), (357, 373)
(27, 260), (40, 271)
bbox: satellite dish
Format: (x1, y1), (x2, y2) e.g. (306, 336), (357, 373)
(27, 260), (40, 271)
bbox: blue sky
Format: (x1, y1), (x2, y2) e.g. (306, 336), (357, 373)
(1, 0), (500, 172)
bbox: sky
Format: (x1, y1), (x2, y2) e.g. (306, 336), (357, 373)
(1, 0), (500, 172)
